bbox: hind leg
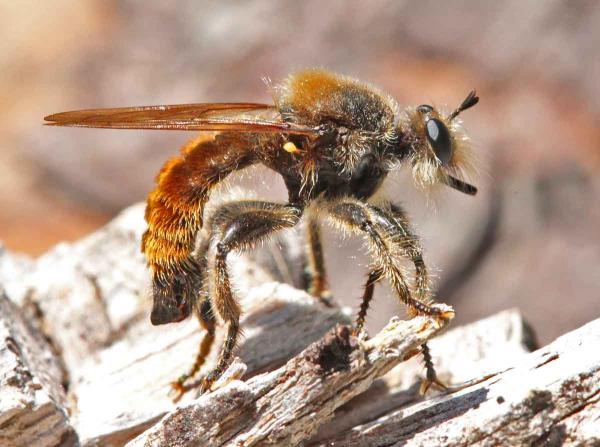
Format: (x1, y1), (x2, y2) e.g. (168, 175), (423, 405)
(199, 200), (303, 393)
(167, 234), (218, 400)
(171, 297), (217, 401)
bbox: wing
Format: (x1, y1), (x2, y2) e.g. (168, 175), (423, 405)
(44, 103), (318, 136)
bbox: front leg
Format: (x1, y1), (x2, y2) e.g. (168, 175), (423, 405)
(383, 203), (449, 392)
(355, 268), (383, 333)
(326, 199), (451, 320)
(325, 199), (452, 392)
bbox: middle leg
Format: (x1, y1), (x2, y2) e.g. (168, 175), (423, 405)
(304, 212), (332, 305)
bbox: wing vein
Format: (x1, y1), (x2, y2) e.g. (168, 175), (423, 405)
(44, 102), (318, 136)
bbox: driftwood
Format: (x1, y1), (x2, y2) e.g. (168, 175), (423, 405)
(126, 313), (452, 447)
(0, 205), (351, 446)
(1, 204), (599, 446)
(0, 290), (75, 446)
(319, 318), (600, 447)
(71, 282), (348, 446)
(310, 308), (536, 443)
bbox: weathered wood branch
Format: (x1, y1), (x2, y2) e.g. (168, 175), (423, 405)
(0, 290), (75, 447)
(0, 205), (351, 446)
(126, 311), (453, 447)
(71, 283), (349, 446)
(310, 309), (535, 443)
(317, 318), (600, 446)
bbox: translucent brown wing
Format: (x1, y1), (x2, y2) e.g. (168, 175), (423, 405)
(44, 103), (318, 135)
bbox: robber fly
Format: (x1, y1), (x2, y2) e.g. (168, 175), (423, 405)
(45, 69), (479, 397)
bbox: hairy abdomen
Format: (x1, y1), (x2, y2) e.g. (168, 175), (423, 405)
(142, 133), (257, 324)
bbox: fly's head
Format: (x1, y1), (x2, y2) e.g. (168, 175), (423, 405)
(397, 91), (479, 196)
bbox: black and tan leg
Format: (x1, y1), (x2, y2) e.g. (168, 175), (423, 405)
(325, 199), (451, 392)
(168, 235), (216, 400)
(354, 268), (384, 333)
(171, 298), (217, 401)
(355, 268), (445, 393)
(198, 200), (303, 393)
(325, 199), (446, 317)
(383, 203), (447, 392)
(305, 213), (332, 305)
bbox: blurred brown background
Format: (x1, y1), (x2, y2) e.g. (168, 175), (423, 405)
(2, 1), (599, 344)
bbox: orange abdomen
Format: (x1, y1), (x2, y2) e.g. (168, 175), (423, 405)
(142, 133), (257, 324)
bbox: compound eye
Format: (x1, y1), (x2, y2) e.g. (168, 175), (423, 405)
(425, 118), (452, 165)
(417, 104), (433, 114)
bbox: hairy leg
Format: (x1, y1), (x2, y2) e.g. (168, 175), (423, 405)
(304, 213), (332, 304)
(379, 203), (445, 392)
(325, 199), (450, 391)
(171, 298), (217, 400)
(200, 200), (303, 393)
(325, 199), (443, 317)
(347, 202), (428, 327)
(166, 232), (216, 399)
(354, 268), (384, 333)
